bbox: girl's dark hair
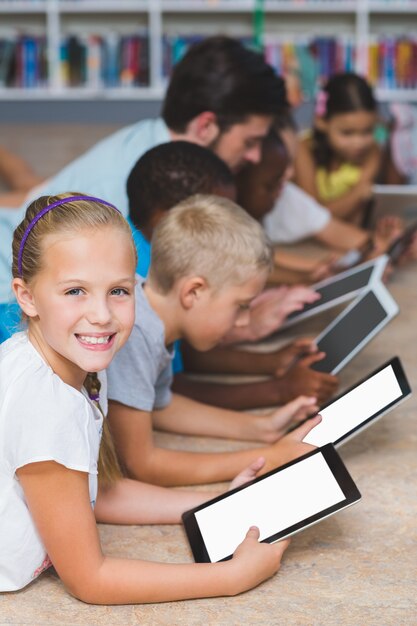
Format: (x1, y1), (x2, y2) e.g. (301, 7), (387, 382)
(312, 72), (377, 167)
(162, 36), (287, 133)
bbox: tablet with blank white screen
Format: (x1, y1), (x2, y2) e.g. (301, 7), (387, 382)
(182, 445), (361, 563)
(282, 256), (388, 329)
(311, 282), (399, 375)
(304, 357), (411, 448)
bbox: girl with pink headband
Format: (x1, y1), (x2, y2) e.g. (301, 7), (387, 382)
(0, 193), (288, 603)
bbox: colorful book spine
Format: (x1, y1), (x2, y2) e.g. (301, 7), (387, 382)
(368, 36), (417, 91)
(59, 32), (150, 89)
(0, 35), (47, 88)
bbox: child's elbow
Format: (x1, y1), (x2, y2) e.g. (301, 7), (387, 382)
(124, 452), (166, 486)
(65, 578), (111, 605)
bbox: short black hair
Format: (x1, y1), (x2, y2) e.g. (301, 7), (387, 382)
(162, 36), (287, 133)
(127, 141), (235, 230)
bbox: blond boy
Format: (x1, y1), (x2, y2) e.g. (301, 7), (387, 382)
(107, 195), (321, 486)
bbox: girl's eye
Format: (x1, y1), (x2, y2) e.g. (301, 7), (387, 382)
(111, 288), (130, 296)
(239, 303), (250, 311)
(65, 288), (83, 296)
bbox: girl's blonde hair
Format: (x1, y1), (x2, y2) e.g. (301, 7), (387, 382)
(12, 192), (137, 487)
(149, 194), (272, 294)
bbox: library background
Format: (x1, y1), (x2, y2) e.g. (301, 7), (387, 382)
(1, 0), (417, 122)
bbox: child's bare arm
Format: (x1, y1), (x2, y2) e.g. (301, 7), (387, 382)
(270, 251), (337, 285)
(174, 339), (335, 410)
(94, 457), (267, 525)
(17, 461), (288, 604)
(108, 399), (320, 486)
(0, 190), (31, 209)
(95, 477), (216, 524)
(181, 336), (316, 376)
(315, 217), (369, 250)
(172, 373), (291, 411)
(0, 145), (42, 191)
(323, 183), (373, 221)
(154, 392), (317, 443)
(181, 341), (281, 375)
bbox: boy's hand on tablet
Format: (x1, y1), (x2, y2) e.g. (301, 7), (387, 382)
(228, 456), (265, 491)
(261, 414), (322, 475)
(245, 286), (320, 340)
(258, 396), (318, 444)
(229, 526), (290, 594)
(274, 353), (338, 404)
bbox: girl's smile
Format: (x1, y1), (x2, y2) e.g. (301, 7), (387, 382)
(75, 333), (117, 350)
(16, 225), (136, 390)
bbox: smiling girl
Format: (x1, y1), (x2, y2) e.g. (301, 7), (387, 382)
(0, 192), (288, 603)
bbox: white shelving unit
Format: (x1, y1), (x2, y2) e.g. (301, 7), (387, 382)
(0, 0), (417, 101)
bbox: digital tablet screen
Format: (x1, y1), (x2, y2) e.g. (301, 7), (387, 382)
(285, 265), (375, 321)
(304, 358), (411, 447)
(182, 445), (361, 563)
(311, 290), (391, 374)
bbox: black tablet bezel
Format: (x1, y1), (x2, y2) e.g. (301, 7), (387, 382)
(311, 283), (399, 374)
(182, 444), (361, 563)
(281, 256), (387, 329)
(304, 357), (412, 448)
(387, 219), (417, 265)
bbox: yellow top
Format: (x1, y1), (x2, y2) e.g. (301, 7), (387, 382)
(316, 163), (361, 202)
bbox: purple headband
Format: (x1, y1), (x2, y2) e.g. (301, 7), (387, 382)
(18, 195), (121, 277)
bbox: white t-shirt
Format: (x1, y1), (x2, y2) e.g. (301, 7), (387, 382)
(262, 181), (331, 244)
(0, 332), (103, 592)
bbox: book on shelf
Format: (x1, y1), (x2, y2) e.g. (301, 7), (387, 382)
(368, 36), (417, 91)
(59, 32), (149, 89)
(0, 35), (47, 88)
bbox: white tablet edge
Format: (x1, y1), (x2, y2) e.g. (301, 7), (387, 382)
(281, 255), (388, 330)
(368, 254), (389, 284)
(335, 392), (411, 448)
(314, 282), (399, 375)
(269, 498), (360, 544)
(373, 184), (417, 196)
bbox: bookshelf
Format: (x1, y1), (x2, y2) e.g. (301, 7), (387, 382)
(1, 0), (417, 102)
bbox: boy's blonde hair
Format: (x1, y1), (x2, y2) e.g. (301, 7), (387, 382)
(12, 192), (137, 487)
(148, 194), (272, 293)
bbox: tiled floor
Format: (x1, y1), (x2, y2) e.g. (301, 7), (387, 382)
(0, 124), (416, 625)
